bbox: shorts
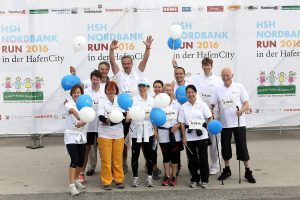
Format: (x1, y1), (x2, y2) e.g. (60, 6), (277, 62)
(221, 127), (250, 161)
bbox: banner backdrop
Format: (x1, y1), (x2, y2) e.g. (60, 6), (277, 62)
(0, 0), (299, 134)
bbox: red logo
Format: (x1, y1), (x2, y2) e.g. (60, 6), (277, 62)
(207, 6), (224, 12)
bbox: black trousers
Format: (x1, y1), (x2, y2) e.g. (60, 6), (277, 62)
(152, 146), (158, 165)
(186, 140), (209, 183)
(221, 127), (250, 161)
(131, 136), (154, 177)
(66, 143), (86, 168)
(122, 120), (131, 138)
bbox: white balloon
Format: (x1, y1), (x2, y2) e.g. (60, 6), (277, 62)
(154, 93), (170, 108)
(73, 36), (87, 52)
(170, 25), (183, 39)
(109, 109), (124, 123)
(79, 107), (95, 123)
(129, 106), (145, 121)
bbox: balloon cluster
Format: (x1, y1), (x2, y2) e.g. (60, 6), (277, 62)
(167, 25), (183, 50)
(117, 92), (169, 126)
(76, 94), (95, 123)
(149, 93), (171, 126)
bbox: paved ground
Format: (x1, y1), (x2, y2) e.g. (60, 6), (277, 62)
(0, 130), (300, 199)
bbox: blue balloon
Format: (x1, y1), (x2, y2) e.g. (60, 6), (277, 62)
(117, 93), (133, 111)
(207, 120), (223, 135)
(72, 75), (81, 85)
(61, 75), (81, 91)
(175, 85), (188, 104)
(167, 37), (182, 50)
(76, 94), (93, 110)
(150, 108), (167, 126)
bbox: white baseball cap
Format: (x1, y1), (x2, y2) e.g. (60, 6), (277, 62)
(138, 78), (150, 87)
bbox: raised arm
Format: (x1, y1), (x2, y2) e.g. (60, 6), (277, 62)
(70, 66), (76, 75)
(109, 40), (120, 75)
(138, 35), (154, 72)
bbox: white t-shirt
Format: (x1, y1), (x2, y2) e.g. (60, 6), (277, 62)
(84, 86), (104, 132)
(83, 79), (106, 95)
(64, 100), (87, 144)
(130, 94), (154, 140)
(158, 99), (181, 143)
(115, 68), (143, 96)
(97, 96), (124, 139)
(174, 79), (203, 103)
(210, 82), (249, 128)
(190, 74), (222, 106)
(178, 99), (212, 141)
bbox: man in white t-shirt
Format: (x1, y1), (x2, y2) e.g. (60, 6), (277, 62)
(72, 61), (110, 92)
(172, 60), (190, 93)
(189, 58), (223, 175)
(210, 68), (256, 183)
(109, 36), (153, 95)
(109, 36), (154, 173)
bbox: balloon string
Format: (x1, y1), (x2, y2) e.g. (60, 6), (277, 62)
(172, 39), (175, 58)
(173, 39), (175, 50)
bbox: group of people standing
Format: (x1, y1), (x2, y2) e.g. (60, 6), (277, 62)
(64, 36), (256, 196)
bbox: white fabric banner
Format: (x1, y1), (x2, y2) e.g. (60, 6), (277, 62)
(0, 0), (299, 134)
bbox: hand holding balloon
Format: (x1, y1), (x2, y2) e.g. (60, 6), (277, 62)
(109, 110), (124, 123)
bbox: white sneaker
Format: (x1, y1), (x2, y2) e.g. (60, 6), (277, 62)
(201, 182), (208, 189)
(146, 176), (154, 187)
(132, 177), (139, 187)
(69, 184), (79, 196)
(209, 168), (219, 175)
(190, 182), (198, 188)
(75, 179), (86, 189)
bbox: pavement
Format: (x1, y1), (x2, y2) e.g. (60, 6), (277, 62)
(0, 130), (300, 199)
